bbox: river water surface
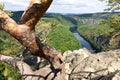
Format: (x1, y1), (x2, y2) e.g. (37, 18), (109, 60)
(72, 31), (94, 52)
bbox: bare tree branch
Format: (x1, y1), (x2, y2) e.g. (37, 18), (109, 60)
(19, 0), (53, 30)
(0, 54), (65, 80)
(0, 10), (17, 36)
(0, 10), (40, 55)
(0, 54), (33, 75)
(0, 0), (64, 70)
(0, 0), (65, 79)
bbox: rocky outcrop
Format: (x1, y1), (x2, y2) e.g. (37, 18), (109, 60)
(1, 48), (120, 80)
(63, 48), (120, 80)
(110, 32), (120, 49)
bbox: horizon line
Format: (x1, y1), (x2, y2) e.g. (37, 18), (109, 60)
(11, 10), (120, 15)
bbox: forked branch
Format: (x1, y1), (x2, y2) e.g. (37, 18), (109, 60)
(0, 0), (64, 76)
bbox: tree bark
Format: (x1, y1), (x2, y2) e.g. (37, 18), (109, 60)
(19, 0), (53, 29)
(0, 0), (64, 67)
(0, 0), (65, 79)
(0, 54), (65, 80)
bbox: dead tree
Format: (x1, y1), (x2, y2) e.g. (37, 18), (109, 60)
(0, 0), (65, 80)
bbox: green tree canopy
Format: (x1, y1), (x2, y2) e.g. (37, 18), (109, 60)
(100, 0), (120, 11)
(100, 14), (120, 32)
(0, 4), (4, 10)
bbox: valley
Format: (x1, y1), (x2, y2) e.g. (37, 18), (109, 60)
(0, 11), (120, 80)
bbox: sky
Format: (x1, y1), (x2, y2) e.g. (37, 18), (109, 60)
(0, 0), (108, 14)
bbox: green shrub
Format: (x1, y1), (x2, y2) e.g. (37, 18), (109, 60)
(0, 62), (21, 80)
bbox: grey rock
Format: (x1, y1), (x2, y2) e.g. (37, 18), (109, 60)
(64, 49), (120, 80)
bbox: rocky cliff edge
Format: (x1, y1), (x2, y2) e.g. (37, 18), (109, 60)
(63, 48), (120, 80)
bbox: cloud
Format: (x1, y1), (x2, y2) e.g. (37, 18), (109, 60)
(48, 0), (107, 13)
(0, 0), (29, 11)
(0, 0), (107, 13)
(0, 0), (29, 6)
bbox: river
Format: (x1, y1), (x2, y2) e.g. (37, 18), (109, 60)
(70, 26), (94, 52)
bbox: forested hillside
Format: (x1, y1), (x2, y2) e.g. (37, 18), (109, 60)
(74, 12), (120, 52)
(1, 11), (119, 54)
(0, 11), (120, 79)
(0, 0), (120, 79)
(0, 11), (83, 79)
(0, 11), (82, 55)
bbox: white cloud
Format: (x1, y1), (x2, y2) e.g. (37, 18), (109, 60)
(0, 0), (28, 6)
(0, 0), (107, 13)
(48, 0), (107, 13)
(0, 0), (29, 11)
